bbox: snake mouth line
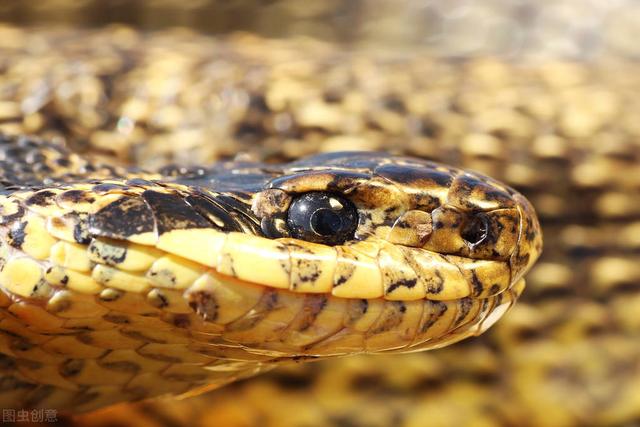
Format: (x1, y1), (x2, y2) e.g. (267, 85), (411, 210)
(155, 228), (516, 302)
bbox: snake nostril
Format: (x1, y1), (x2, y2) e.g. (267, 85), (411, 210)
(461, 213), (489, 247)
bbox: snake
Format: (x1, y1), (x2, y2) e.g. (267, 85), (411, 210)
(0, 18), (639, 427)
(0, 133), (541, 412)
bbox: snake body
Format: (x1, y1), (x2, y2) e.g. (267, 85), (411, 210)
(0, 23), (639, 427)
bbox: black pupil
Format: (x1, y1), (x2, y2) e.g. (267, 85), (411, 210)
(310, 208), (342, 235)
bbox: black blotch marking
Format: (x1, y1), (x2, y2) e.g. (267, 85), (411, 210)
(142, 190), (211, 234)
(421, 302), (447, 333)
(60, 275), (69, 285)
(59, 359), (84, 377)
(483, 189), (515, 207)
(72, 390), (102, 407)
(0, 376), (37, 392)
(411, 193), (442, 211)
(375, 163), (453, 187)
(89, 196), (155, 239)
(24, 385), (55, 408)
(454, 297), (473, 326)
(10, 337), (34, 352)
(334, 274), (349, 286)
(188, 291), (219, 322)
(359, 299), (368, 313)
(449, 174), (514, 210)
(7, 220), (27, 249)
(289, 244), (322, 287)
(89, 240), (127, 265)
(386, 278), (418, 294)
(172, 314), (191, 328)
(0, 353), (16, 370)
(426, 270), (444, 294)
(149, 289), (170, 308)
(471, 272), (484, 297)
(31, 278), (47, 295)
(185, 194), (242, 232)
(370, 302), (405, 334)
(103, 314), (131, 324)
(513, 253), (531, 272)
(0, 203), (24, 225)
(297, 295), (328, 333)
(76, 333), (93, 345)
(25, 190), (56, 206)
(345, 299), (369, 325)
(59, 190), (95, 204)
(73, 216), (91, 244)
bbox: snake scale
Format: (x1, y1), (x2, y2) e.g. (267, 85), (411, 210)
(0, 18), (639, 427)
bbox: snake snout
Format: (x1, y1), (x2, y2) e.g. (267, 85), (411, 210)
(511, 192), (543, 284)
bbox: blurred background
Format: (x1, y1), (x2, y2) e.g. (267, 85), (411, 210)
(1, 1), (640, 426)
(1, 0), (640, 55)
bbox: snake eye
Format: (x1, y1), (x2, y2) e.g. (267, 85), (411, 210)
(287, 192), (358, 245)
(461, 214), (489, 247)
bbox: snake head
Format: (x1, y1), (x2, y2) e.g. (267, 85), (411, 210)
(121, 151), (544, 357)
(180, 151), (541, 354)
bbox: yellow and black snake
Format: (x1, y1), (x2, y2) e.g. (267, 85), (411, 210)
(0, 20), (639, 427)
(0, 134), (540, 412)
